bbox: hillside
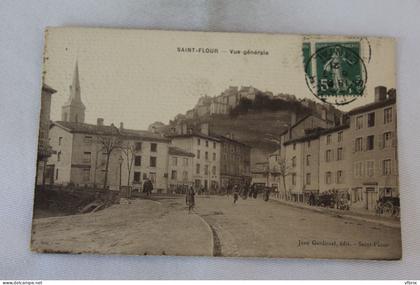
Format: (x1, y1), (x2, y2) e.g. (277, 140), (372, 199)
(208, 110), (292, 164)
(160, 88), (343, 166)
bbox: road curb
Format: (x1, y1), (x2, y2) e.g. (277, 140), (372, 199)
(270, 199), (401, 229)
(193, 213), (215, 256)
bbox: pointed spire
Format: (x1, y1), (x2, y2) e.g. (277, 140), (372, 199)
(62, 59), (85, 123)
(68, 60), (82, 103)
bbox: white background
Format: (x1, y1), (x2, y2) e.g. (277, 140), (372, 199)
(0, 0), (419, 280)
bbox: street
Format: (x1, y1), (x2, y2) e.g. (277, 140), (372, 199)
(32, 195), (401, 259)
(162, 195), (401, 259)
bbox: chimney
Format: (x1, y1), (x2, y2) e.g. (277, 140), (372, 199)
(388, 88), (397, 99)
(97, 118), (104, 126)
(375, 86), (387, 102)
(119, 122), (124, 131)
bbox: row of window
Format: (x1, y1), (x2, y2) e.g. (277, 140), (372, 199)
(354, 159), (392, 177)
(197, 138), (217, 149)
(289, 160), (393, 186)
(195, 163), (217, 175)
(290, 170), (344, 186)
(170, 170), (189, 181)
(133, 172), (156, 184)
(76, 152), (159, 168)
(355, 107), (393, 130)
(354, 132), (393, 152)
(325, 131), (343, 145)
(171, 157), (189, 167)
(290, 131), (344, 151)
(197, 150), (217, 161)
(134, 155), (157, 167)
(290, 150), (342, 167)
(325, 170), (344, 184)
(325, 147), (343, 162)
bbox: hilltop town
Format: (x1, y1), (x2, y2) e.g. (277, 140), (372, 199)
(150, 85), (344, 167)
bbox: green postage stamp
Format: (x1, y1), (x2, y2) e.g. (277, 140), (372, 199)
(304, 41), (367, 105)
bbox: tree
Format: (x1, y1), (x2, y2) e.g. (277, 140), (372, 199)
(97, 134), (122, 191)
(277, 158), (292, 200)
(121, 141), (135, 186)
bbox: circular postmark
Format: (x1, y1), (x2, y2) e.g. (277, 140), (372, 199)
(304, 42), (368, 106)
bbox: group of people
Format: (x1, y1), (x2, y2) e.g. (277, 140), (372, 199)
(228, 183), (272, 204)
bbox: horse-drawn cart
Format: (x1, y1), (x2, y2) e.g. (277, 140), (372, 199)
(376, 196), (400, 217)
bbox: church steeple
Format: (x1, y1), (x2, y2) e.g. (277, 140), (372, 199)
(62, 60), (85, 123)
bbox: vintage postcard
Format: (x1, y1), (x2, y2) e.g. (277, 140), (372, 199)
(32, 27), (401, 260)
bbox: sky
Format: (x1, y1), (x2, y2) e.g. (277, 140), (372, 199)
(43, 28), (396, 130)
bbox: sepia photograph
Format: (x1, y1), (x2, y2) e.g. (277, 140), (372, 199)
(31, 27), (401, 260)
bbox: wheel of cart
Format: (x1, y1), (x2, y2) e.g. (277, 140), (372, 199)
(381, 201), (394, 217)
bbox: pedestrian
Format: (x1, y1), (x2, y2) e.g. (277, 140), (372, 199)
(309, 192), (315, 206)
(227, 182), (232, 197)
(252, 184), (258, 199)
(263, 187), (270, 202)
(233, 185), (239, 204)
(143, 178), (153, 197)
(186, 186), (195, 213)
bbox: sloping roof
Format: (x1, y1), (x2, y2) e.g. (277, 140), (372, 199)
(42, 84), (57, 94)
(347, 98), (396, 116)
(168, 146), (195, 157)
(280, 113), (332, 136)
(53, 121), (169, 142)
(283, 124), (349, 145)
(53, 121), (119, 136)
(120, 128), (170, 142)
(211, 134), (251, 148)
(167, 132), (221, 142)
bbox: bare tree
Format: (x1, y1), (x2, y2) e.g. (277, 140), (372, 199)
(121, 141), (135, 186)
(97, 134), (122, 191)
(277, 158), (292, 200)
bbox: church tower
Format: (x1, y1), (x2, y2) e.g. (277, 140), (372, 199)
(61, 61), (85, 123)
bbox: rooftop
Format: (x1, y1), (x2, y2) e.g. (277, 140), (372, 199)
(348, 97), (396, 116)
(283, 124), (350, 146)
(120, 128), (170, 142)
(211, 134), (251, 148)
(167, 132), (221, 142)
(54, 121), (119, 136)
(42, 83), (57, 94)
(53, 121), (169, 142)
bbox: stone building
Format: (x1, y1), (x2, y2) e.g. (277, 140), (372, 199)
(272, 86), (398, 212)
(167, 146), (195, 193)
(169, 131), (221, 192)
(215, 134), (252, 190)
(36, 83), (57, 186)
(347, 86), (398, 211)
(119, 126), (170, 193)
(46, 119), (121, 189)
(276, 114), (334, 202)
